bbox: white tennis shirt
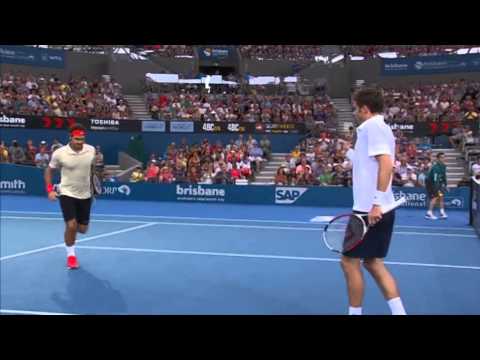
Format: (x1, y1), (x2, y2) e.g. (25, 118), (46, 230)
(346, 114), (395, 212)
(49, 143), (96, 199)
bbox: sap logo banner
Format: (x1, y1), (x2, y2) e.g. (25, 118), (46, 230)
(275, 187), (308, 204)
(102, 184), (131, 197)
(0, 179), (26, 194)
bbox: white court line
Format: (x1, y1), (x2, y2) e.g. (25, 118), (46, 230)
(127, 222), (478, 237)
(76, 245), (480, 271)
(0, 210), (474, 232)
(0, 223), (157, 261)
(0, 216), (318, 232)
(0, 216), (151, 224)
(311, 217), (474, 231)
(0, 210), (314, 225)
(1, 216), (476, 237)
(0, 309), (75, 315)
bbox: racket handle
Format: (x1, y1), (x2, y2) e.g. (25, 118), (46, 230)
(381, 197), (406, 214)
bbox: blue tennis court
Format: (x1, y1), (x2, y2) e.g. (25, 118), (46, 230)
(1, 195), (479, 315)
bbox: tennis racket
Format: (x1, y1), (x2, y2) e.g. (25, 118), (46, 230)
(91, 172), (103, 196)
(322, 197), (407, 254)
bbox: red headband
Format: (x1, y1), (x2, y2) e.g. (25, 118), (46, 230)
(71, 129), (86, 137)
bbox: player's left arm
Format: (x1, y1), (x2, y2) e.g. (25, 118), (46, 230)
(367, 125), (394, 225)
(368, 154), (393, 225)
(90, 146), (97, 193)
(440, 165), (448, 193)
(442, 166), (448, 188)
(375, 154), (394, 192)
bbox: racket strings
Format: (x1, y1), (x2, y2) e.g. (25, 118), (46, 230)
(343, 217), (364, 251)
(324, 215), (365, 253)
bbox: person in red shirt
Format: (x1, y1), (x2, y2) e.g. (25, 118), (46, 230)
(157, 94), (169, 109)
(145, 160), (160, 183)
(237, 156), (252, 179)
(230, 163), (242, 181)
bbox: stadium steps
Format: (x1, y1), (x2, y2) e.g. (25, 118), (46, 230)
(124, 95), (152, 120)
(251, 153), (288, 185)
(331, 98), (354, 136)
(431, 148), (466, 187)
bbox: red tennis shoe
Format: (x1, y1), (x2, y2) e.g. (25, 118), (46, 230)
(67, 255), (80, 270)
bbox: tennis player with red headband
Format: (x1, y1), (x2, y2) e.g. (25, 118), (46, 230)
(44, 123), (96, 269)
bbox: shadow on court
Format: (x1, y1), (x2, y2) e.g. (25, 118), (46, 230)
(51, 267), (127, 314)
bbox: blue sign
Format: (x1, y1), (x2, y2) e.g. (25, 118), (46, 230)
(382, 54), (480, 76)
(1, 164), (470, 210)
(198, 47), (233, 60)
(0, 45), (65, 68)
(141, 120), (165, 132)
(0, 164), (59, 196)
(170, 121), (194, 133)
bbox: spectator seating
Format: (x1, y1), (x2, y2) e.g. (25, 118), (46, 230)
(0, 73), (131, 119)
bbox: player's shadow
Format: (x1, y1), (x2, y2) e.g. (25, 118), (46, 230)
(51, 267), (128, 314)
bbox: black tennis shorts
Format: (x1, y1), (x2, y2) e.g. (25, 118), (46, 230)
(343, 210), (395, 259)
(425, 183), (440, 199)
(59, 195), (93, 225)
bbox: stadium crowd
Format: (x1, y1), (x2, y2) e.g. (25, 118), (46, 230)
(0, 138), (105, 175)
(129, 135), (272, 184)
(0, 73), (131, 119)
(381, 80), (480, 124)
(239, 45), (324, 62)
(342, 45), (479, 58)
(137, 45), (195, 57)
(273, 128), (438, 188)
(30, 45), (480, 62)
(145, 84), (337, 124)
(239, 45), (480, 62)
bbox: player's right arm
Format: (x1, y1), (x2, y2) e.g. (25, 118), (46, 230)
(44, 166), (57, 201)
(45, 149), (60, 201)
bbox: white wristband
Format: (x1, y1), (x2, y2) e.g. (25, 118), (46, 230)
(372, 190), (388, 206)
